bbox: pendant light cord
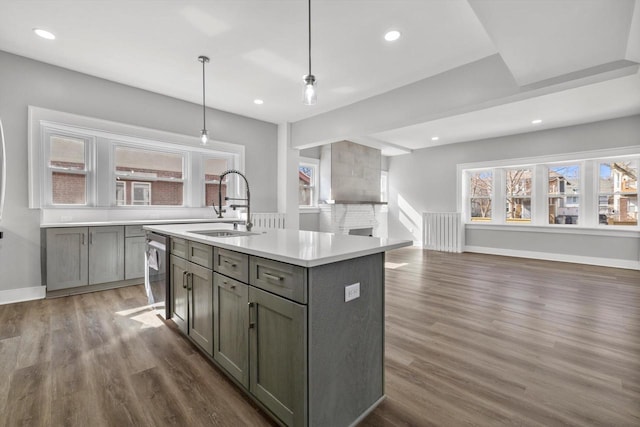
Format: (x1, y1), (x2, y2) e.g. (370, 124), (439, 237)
(202, 58), (206, 131)
(308, 0), (312, 76)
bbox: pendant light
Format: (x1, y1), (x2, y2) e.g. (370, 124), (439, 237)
(302, 0), (317, 105)
(198, 55), (210, 145)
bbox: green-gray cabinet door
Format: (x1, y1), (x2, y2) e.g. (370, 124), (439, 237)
(170, 254), (188, 334)
(213, 273), (249, 388)
(46, 227), (89, 290)
(88, 226), (124, 285)
(188, 261), (214, 356)
(124, 236), (146, 280)
(249, 287), (307, 427)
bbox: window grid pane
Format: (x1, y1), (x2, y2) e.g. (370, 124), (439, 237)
(299, 164), (315, 207)
(469, 171), (492, 221)
(114, 146), (184, 206)
(548, 165), (580, 225)
(49, 135), (87, 205)
(204, 157), (230, 206)
(505, 169), (532, 222)
(598, 161), (638, 226)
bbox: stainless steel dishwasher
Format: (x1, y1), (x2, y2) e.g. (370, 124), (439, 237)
(145, 231), (170, 318)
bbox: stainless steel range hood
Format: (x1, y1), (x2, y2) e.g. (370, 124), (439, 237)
(319, 140), (384, 204)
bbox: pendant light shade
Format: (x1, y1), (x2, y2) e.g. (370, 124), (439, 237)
(198, 55), (210, 145)
(303, 0), (316, 105)
(303, 74), (316, 105)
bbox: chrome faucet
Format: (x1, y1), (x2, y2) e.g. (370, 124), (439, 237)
(213, 169), (252, 231)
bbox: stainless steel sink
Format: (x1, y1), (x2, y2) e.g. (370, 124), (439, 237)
(188, 230), (259, 238)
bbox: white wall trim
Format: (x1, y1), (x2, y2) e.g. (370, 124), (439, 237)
(466, 223), (640, 238)
(464, 245), (640, 271)
(0, 286), (46, 305)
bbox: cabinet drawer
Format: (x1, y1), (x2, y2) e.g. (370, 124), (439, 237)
(125, 224), (145, 237)
(214, 247), (249, 283)
(189, 241), (213, 269)
(250, 256), (306, 304)
(171, 237), (187, 259)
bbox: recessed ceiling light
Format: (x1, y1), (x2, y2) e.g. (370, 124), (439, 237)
(531, 119), (542, 124)
(253, 99), (264, 105)
(33, 28), (56, 40)
(431, 136), (439, 141)
(384, 30), (401, 42)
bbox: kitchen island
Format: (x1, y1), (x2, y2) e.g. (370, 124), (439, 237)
(143, 223), (411, 427)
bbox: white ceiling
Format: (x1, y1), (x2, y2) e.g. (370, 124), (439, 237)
(0, 0), (638, 154)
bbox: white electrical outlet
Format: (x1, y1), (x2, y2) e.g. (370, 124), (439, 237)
(345, 282), (360, 302)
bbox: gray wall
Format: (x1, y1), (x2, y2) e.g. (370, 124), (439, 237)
(387, 115), (640, 264)
(0, 50), (278, 293)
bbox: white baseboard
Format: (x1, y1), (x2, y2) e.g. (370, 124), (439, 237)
(0, 286), (46, 305)
(464, 245), (640, 271)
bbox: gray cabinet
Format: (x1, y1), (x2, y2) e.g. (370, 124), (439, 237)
(170, 254), (188, 333)
(46, 226), (124, 291)
(214, 247), (249, 282)
(213, 273), (249, 387)
(188, 261), (214, 355)
(249, 286), (307, 427)
(170, 244), (214, 356)
(46, 227), (89, 290)
(88, 226), (125, 284)
(149, 233), (388, 427)
(124, 225), (146, 280)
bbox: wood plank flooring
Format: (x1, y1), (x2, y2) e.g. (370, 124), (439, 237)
(1, 248), (639, 426)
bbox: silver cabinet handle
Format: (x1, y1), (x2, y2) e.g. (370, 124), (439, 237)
(81, 233), (85, 245)
(223, 259), (237, 267)
(262, 272), (282, 281)
(182, 270), (188, 289)
(89, 232), (93, 245)
(248, 302), (255, 329)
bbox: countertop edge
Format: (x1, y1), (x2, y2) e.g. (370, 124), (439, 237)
(40, 218), (241, 228)
(144, 224), (412, 267)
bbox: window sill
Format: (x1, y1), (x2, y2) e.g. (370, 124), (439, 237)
(465, 222), (640, 238)
(299, 207), (320, 214)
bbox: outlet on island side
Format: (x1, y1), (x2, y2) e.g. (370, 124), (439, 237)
(345, 282), (360, 302)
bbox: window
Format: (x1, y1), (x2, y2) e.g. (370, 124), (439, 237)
(469, 170), (492, 221)
(132, 182), (151, 205)
(381, 171), (388, 203)
(29, 107), (244, 210)
(548, 164), (580, 225)
(203, 156), (232, 206)
(48, 134), (91, 205)
(505, 168), (532, 223)
(460, 149), (640, 230)
(114, 146), (184, 206)
(115, 181), (126, 205)
(598, 160), (638, 226)
(299, 157), (319, 207)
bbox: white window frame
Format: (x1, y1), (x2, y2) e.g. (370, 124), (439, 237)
(116, 181), (126, 205)
(299, 157), (319, 209)
(596, 158), (639, 226)
(546, 162), (582, 226)
(131, 181), (151, 205)
(381, 170), (389, 203)
(112, 142), (187, 207)
(504, 166), (534, 223)
(202, 154), (236, 207)
(457, 146), (640, 235)
(468, 169), (494, 223)
(28, 106), (245, 210)
(43, 128), (95, 207)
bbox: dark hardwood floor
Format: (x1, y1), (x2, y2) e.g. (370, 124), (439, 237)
(1, 247), (639, 426)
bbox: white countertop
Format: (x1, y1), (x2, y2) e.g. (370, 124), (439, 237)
(40, 218), (240, 228)
(144, 222), (412, 267)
